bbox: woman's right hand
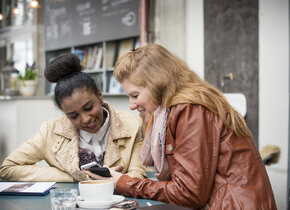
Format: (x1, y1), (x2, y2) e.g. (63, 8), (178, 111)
(82, 165), (124, 187)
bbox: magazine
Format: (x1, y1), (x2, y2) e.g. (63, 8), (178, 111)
(0, 182), (56, 196)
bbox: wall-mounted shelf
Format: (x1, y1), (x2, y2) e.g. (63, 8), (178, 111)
(45, 37), (139, 95)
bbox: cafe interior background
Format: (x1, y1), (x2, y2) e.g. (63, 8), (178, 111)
(0, 0), (288, 209)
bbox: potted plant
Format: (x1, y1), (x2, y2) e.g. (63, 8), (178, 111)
(19, 62), (38, 96)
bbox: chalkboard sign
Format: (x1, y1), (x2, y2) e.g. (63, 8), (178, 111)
(44, 0), (140, 51)
(44, 0), (74, 51)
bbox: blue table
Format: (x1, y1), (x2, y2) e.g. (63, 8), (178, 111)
(0, 182), (164, 210)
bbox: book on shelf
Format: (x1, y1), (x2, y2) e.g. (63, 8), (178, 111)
(73, 49), (86, 67)
(86, 46), (98, 70)
(83, 48), (89, 68)
(73, 45), (103, 70)
(106, 42), (117, 68)
(0, 182), (56, 196)
(108, 75), (124, 94)
(134, 38), (141, 49)
(94, 47), (103, 70)
(116, 38), (135, 61)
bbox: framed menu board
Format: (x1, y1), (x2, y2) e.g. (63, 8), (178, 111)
(44, 0), (140, 51)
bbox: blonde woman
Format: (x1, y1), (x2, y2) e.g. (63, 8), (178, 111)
(85, 44), (276, 209)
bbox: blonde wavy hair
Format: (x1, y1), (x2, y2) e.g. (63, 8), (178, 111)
(114, 44), (250, 138)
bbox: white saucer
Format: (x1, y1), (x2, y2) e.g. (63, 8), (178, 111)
(76, 195), (125, 209)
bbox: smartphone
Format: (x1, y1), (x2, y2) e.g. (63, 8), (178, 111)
(89, 165), (111, 177)
(80, 162), (111, 177)
(80, 161), (101, 170)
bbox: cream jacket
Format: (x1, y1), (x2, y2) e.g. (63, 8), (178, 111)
(0, 102), (146, 182)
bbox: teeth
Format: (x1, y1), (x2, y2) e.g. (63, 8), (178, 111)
(88, 120), (95, 127)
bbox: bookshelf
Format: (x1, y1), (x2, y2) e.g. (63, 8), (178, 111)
(45, 37), (139, 95)
(43, 0), (140, 96)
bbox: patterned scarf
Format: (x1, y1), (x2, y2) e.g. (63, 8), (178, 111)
(140, 106), (171, 181)
(78, 147), (104, 168)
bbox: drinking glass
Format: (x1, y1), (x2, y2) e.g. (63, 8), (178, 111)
(50, 188), (77, 210)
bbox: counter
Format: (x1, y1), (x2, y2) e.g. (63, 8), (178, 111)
(0, 95), (53, 100)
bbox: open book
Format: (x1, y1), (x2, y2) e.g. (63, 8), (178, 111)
(0, 182), (56, 196)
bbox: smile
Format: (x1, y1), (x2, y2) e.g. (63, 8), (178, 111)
(86, 119), (96, 129)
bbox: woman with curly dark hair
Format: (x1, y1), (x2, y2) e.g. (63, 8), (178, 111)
(0, 53), (146, 182)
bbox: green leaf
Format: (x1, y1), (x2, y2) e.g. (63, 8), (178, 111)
(19, 63), (37, 81)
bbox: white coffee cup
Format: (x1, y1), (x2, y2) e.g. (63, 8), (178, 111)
(78, 180), (114, 201)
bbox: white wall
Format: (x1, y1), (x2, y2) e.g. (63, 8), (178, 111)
(185, 0), (204, 79)
(259, 0), (289, 209)
(16, 99), (62, 142)
(0, 98), (62, 161)
(0, 101), (17, 162)
(152, 0), (186, 59)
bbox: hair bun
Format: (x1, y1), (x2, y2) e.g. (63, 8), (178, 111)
(45, 53), (82, 83)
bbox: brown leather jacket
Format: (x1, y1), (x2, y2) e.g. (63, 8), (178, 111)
(116, 104), (277, 209)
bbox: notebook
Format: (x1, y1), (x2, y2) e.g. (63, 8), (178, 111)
(0, 182), (56, 196)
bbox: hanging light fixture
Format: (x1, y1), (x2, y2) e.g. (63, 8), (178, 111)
(12, 4), (20, 16)
(28, 0), (40, 9)
(0, 1), (40, 23)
